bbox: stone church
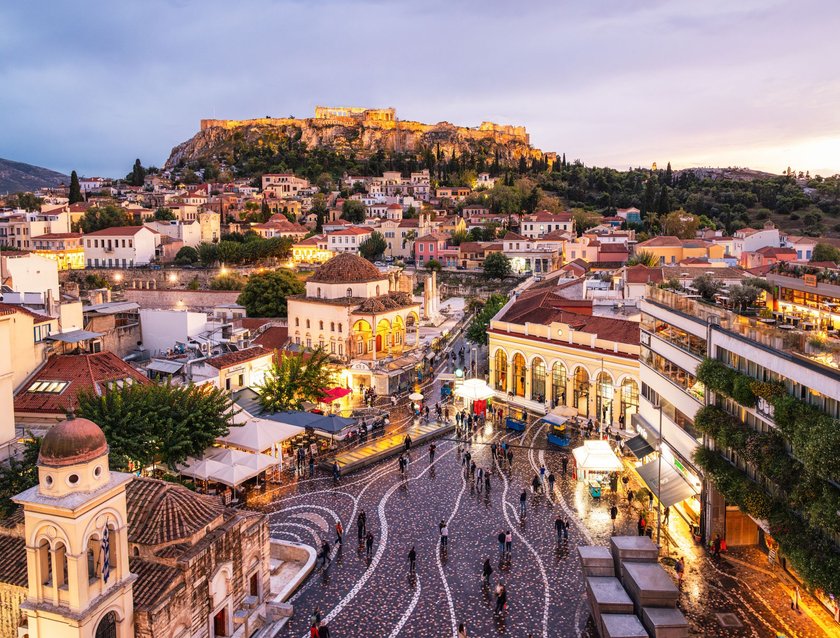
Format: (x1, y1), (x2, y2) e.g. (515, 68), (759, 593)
(0, 415), (273, 638)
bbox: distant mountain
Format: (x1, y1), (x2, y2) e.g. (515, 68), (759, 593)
(0, 158), (69, 193)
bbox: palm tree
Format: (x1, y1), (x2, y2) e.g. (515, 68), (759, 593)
(256, 347), (337, 413)
(627, 250), (659, 267)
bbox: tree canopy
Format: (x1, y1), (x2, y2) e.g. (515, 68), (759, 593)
(127, 158), (146, 186)
(69, 170), (83, 204)
(0, 435), (41, 515)
(75, 205), (138, 233)
(359, 231), (386, 261)
(811, 243), (840, 263)
(76, 382), (237, 471)
(257, 347), (337, 413)
(466, 293), (508, 345)
(341, 199), (366, 224)
(237, 269), (304, 317)
(484, 252), (512, 279)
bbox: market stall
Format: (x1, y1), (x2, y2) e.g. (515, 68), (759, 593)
(572, 440), (623, 496)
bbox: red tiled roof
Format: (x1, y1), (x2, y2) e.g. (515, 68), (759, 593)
(129, 558), (183, 611)
(0, 533), (26, 587)
(0, 303), (54, 324)
(636, 235), (682, 247)
(84, 226), (153, 237)
(503, 231), (529, 241)
(329, 227), (372, 236)
(204, 346), (272, 370)
(32, 232), (83, 240)
(252, 326), (289, 351)
(294, 234), (325, 246)
(624, 265), (664, 284)
(14, 352), (150, 415)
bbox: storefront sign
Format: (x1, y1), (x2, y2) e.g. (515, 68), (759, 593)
(803, 274), (817, 287)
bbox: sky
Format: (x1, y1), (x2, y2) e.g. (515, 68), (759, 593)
(2, 0), (839, 178)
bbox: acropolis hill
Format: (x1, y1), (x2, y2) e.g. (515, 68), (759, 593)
(166, 106), (553, 171)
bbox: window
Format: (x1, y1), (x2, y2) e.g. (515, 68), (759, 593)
(338, 323), (342, 333)
(531, 358), (546, 401)
(33, 323), (52, 342)
(28, 380), (68, 393)
(347, 288), (353, 298)
(319, 321), (324, 330)
(306, 319), (310, 329)
(295, 317), (299, 327)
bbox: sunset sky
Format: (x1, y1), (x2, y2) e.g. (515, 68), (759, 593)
(2, 0), (838, 177)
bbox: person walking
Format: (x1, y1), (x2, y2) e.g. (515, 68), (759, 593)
(445, 405), (450, 422)
(476, 467), (484, 492)
(482, 558), (493, 586)
(404, 434), (412, 452)
(505, 530), (513, 555)
(507, 448), (514, 469)
(610, 504), (618, 532)
(332, 461), (340, 484)
(457, 622), (468, 638)
(675, 556), (685, 588)
(539, 464), (547, 483)
(547, 472), (556, 494)
(497, 530), (506, 555)
(308, 452), (315, 478)
(439, 520), (449, 550)
(408, 546), (417, 574)
(626, 488), (635, 508)
(365, 531), (374, 559)
(554, 516), (564, 542)
(712, 534), (722, 560)
(357, 511), (367, 541)
(490, 442), (497, 459)
(561, 456), (568, 476)
(319, 540), (332, 568)
(335, 520), (343, 546)
(663, 506), (670, 525)
(470, 460), (476, 477)
(519, 489), (527, 517)
(562, 517), (569, 540)
(494, 582), (507, 614)
(637, 513), (646, 536)
(532, 474), (542, 495)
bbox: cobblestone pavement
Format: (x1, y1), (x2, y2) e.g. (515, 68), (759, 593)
(264, 417), (837, 638)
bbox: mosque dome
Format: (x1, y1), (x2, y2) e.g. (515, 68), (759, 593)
(38, 414), (108, 468)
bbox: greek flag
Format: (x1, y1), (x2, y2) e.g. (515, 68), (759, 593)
(102, 526), (110, 583)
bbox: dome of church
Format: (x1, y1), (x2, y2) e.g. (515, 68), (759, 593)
(38, 414), (108, 468)
(309, 253), (384, 284)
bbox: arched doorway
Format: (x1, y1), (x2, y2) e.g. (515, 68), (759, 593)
(596, 371), (614, 424)
(531, 357), (546, 403)
(494, 350), (508, 391)
(573, 367), (590, 416)
(95, 612), (117, 638)
(620, 378), (639, 429)
(375, 318), (391, 354)
(351, 320), (372, 356)
(552, 362), (567, 408)
(512, 354), (526, 397)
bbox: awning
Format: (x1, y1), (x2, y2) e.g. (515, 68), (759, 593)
(320, 387), (351, 403)
(635, 460), (697, 508)
(146, 359), (184, 374)
(572, 440), (623, 472)
(625, 434), (655, 459)
(46, 329), (103, 343)
(218, 418), (303, 452)
(541, 413), (568, 427)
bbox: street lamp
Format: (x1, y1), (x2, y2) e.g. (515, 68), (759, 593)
(653, 401), (664, 548)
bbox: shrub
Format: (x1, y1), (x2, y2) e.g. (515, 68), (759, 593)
(695, 359), (735, 396)
(731, 374), (756, 407)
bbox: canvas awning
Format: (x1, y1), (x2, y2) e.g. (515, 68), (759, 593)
(635, 460), (697, 508)
(178, 457), (228, 482)
(46, 329), (103, 343)
(146, 359), (184, 375)
(572, 440), (623, 472)
(208, 448), (277, 473)
(320, 387), (352, 403)
(270, 411), (326, 428)
(625, 434), (655, 459)
(541, 413), (568, 427)
(217, 418), (303, 453)
(310, 414), (356, 434)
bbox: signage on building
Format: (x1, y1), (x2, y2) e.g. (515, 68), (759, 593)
(803, 274), (817, 287)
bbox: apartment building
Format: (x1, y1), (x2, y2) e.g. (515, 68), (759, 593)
(83, 225), (160, 267)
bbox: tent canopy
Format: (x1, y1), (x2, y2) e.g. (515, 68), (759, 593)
(635, 460), (697, 508)
(320, 387), (351, 403)
(572, 440), (623, 472)
(270, 411), (326, 428)
(454, 378), (495, 401)
(309, 414), (356, 434)
(541, 413), (568, 427)
(177, 458), (228, 482)
(219, 418), (303, 453)
(208, 448), (277, 473)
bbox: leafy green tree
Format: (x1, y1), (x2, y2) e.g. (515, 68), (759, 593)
(256, 347), (337, 413)
(310, 193), (328, 232)
(448, 230), (468, 246)
(659, 209), (699, 238)
(174, 246), (199, 265)
(154, 207), (175, 221)
(69, 170), (83, 204)
(77, 205), (136, 233)
(197, 242), (220, 266)
(237, 269), (304, 317)
(209, 274), (247, 290)
(0, 434), (41, 515)
(425, 258), (442, 273)
(627, 250), (659, 267)
(727, 284), (762, 311)
(216, 240), (244, 264)
(77, 382), (238, 471)
(4, 192), (43, 212)
(342, 199), (366, 224)
(692, 274), (724, 301)
(128, 159), (146, 186)
(466, 294), (507, 345)
(359, 231), (387, 261)
(483, 252), (512, 279)
(811, 243), (840, 263)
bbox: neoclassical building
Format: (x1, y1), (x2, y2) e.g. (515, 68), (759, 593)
(0, 415), (273, 638)
(488, 284), (641, 424)
(287, 253), (421, 363)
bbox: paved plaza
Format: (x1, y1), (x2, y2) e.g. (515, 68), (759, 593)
(265, 418), (836, 638)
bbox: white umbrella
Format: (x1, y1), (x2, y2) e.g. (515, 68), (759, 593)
(409, 392), (424, 401)
(572, 440), (623, 473)
(218, 418), (303, 453)
(454, 378), (495, 401)
(552, 405), (578, 418)
(178, 457), (228, 481)
(205, 463), (259, 488)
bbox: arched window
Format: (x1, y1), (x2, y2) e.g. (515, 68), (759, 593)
(319, 320), (324, 330)
(512, 354), (526, 397)
(295, 317), (299, 327)
(38, 539), (52, 586)
(306, 319), (310, 329)
(376, 285), (380, 295)
(347, 288), (353, 298)
(531, 358), (546, 402)
(552, 362), (567, 407)
(87, 535), (99, 582)
(317, 287), (321, 298)
(95, 611), (117, 638)
(494, 350), (508, 391)
(330, 322), (335, 331)
(573, 368), (590, 416)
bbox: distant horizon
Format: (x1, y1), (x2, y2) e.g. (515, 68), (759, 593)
(2, 2), (839, 178)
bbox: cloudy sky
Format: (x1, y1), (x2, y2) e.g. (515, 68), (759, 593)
(2, 0), (839, 178)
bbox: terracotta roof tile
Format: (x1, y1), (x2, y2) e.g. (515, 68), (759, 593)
(0, 303), (54, 324)
(129, 558), (183, 611)
(0, 533), (26, 587)
(205, 346), (272, 370)
(252, 326), (289, 351)
(309, 253), (384, 284)
(84, 226), (153, 237)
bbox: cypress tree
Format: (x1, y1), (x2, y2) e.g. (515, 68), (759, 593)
(69, 170), (82, 204)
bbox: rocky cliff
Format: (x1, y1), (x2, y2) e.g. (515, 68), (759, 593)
(165, 114), (554, 173)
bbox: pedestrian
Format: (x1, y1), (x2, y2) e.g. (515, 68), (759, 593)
(470, 460), (476, 477)
(712, 534), (722, 560)
(404, 434), (412, 452)
(637, 514), (646, 536)
(664, 506), (670, 525)
(490, 442), (497, 458)
(319, 540), (332, 568)
(532, 475), (541, 494)
(548, 472), (556, 494)
(519, 489), (527, 517)
(357, 511), (366, 540)
(621, 474), (629, 492)
(482, 558), (493, 586)
(505, 530), (513, 554)
(366, 531), (374, 558)
(561, 456), (568, 476)
(539, 464), (546, 482)
(507, 449), (514, 468)
(792, 586), (801, 613)
(429, 443), (436, 463)
(675, 556), (685, 588)
(455, 411), (461, 428)
(457, 622), (468, 638)
(627, 488), (634, 508)
(308, 452), (315, 478)
(439, 520), (449, 549)
(335, 520), (343, 546)
(648, 492), (654, 511)
(494, 582), (507, 614)
(445, 405), (450, 422)
(476, 467), (484, 491)
(497, 530), (506, 555)
(554, 516), (564, 542)
(484, 470), (491, 490)
(562, 517), (569, 540)
(408, 546), (416, 574)
(610, 504), (618, 531)
(332, 461), (340, 483)
(318, 621), (330, 638)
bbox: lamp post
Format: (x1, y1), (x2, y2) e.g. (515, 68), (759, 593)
(653, 401), (663, 548)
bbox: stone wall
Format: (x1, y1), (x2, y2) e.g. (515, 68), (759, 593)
(61, 266), (258, 291)
(0, 582), (25, 638)
(122, 289), (240, 311)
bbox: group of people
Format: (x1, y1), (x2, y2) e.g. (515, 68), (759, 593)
(296, 445), (317, 478)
